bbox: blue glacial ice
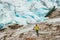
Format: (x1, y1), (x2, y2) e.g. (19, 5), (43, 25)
(0, 0), (60, 29)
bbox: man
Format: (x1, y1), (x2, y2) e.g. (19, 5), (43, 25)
(34, 24), (39, 37)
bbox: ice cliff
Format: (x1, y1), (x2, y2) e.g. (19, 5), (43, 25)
(0, 0), (60, 29)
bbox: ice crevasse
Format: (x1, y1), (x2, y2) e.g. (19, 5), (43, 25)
(0, 0), (60, 29)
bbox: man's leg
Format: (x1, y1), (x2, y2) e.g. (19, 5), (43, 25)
(36, 30), (39, 36)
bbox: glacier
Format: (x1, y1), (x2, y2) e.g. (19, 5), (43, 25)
(0, 0), (60, 29)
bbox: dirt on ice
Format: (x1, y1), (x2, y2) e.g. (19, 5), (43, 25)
(48, 9), (60, 18)
(0, 20), (60, 40)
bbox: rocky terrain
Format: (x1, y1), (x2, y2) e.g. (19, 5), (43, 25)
(0, 9), (60, 40)
(48, 9), (60, 18)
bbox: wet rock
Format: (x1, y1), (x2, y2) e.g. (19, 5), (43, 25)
(8, 24), (23, 29)
(19, 33), (24, 38)
(25, 37), (36, 40)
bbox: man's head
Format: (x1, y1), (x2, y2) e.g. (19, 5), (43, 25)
(36, 24), (37, 26)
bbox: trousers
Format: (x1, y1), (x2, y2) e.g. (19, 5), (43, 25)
(36, 30), (39, 37)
